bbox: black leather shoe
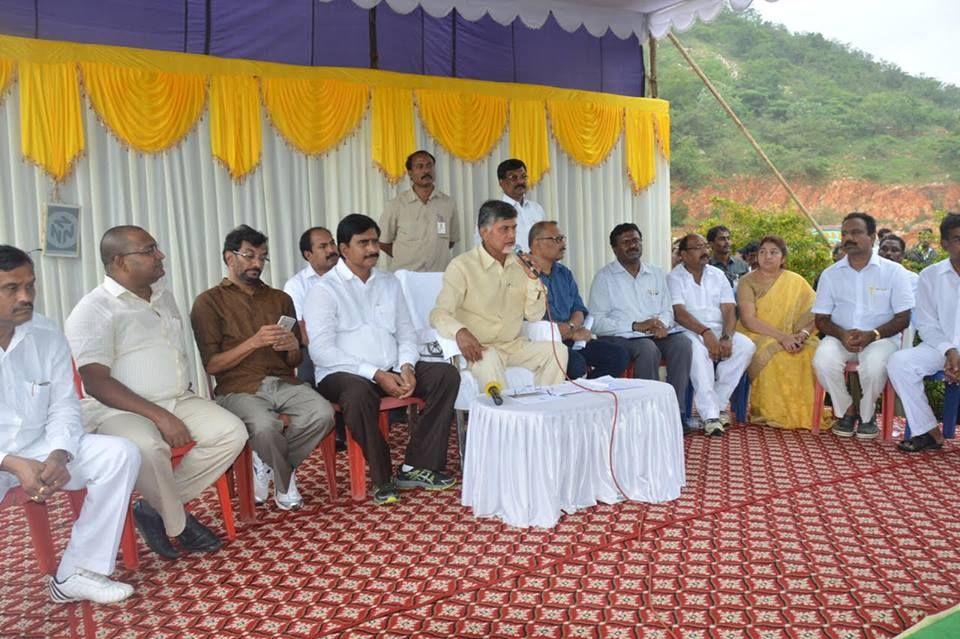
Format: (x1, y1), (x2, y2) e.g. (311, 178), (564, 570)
(177, 513), (222, 553)
(132, 499), (180, 560)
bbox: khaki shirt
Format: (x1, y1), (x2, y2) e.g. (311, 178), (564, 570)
(380, 188), (459, 272)
(190, 279), (301, 396)
(429, 245), (545, 345)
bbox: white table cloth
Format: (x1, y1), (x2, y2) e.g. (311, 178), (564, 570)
(461, 379), (685, 528)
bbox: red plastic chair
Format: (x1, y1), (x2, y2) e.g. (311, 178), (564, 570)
(1, 486), (96, 638)
(812, 360), (895, 440)
(333, 396), (425, 502)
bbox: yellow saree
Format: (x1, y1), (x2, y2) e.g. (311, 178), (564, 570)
(737, 270), (818, 429)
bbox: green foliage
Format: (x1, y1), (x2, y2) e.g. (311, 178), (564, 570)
(695, 198), (832, 283)
(659, 10), (960, 186)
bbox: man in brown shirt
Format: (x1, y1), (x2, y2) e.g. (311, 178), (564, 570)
(191, 225), (334, 511)
(380, 150), (459, 272)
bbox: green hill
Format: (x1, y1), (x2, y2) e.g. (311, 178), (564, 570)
(659, 10), (960, 189)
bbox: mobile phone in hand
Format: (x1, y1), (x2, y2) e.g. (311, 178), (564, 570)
(277, 315), (296, 332)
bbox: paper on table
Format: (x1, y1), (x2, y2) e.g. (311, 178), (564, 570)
(507, 393), (556, 405)
(545, 382), (587, 397)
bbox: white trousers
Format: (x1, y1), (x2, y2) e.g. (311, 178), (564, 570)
(0, 434), (140, 581)
(684, 331), (755, 420)
(887, 343), (945, 436)
(813, 335), (898, 421)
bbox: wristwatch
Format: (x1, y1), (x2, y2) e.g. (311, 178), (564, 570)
(873, 329), (882, 341)
(719, 334), (731, 342)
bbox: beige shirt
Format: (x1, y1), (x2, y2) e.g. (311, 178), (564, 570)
(380, 188), (459, 272)
(65, 276), (193, 428)
(429, 245), (545, 345)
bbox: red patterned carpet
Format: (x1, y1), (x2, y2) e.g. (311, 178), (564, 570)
(3, 423), (959, 639)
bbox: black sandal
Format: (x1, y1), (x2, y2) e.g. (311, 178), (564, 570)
(898, 433), (944, 453)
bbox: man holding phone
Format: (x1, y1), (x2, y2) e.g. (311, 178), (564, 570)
(191, 225), (335, 511)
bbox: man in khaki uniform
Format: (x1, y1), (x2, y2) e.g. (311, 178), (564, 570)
(380, 150), (459, 272)
(430, 200), (566, 390)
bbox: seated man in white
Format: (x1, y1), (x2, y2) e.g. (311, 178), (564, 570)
(0, 245), (140, 604)
(66, 226), (247, 560)
(813, 212), (914, 439)
(306, 214), (460, 506)
(668, 233), (755, 436)
(887, 213), (960, 452)
(430, 200), (567, 392)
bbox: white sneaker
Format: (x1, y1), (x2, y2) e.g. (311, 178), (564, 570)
(252, 452), (272, 504)
(49, 569), (134, 604)
(704, 418), (725, 437)
(719, 410), (732, 426)
(274, 471), (303, 511)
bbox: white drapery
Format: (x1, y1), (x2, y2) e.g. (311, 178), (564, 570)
(0, 81), (670, 386)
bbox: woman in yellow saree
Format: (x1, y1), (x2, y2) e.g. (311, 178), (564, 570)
(736, 235), (818, 429)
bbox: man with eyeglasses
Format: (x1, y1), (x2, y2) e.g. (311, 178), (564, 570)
(380, 150), (459, 271)
(528, 221), (629, 379)
(589, 223), (692, 424)
(66, 226), (247, 560)
(191, 225), (335, 511)
(668, 233), (756, 436)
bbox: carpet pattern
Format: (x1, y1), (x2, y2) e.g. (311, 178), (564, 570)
(2, 423), (959, 638)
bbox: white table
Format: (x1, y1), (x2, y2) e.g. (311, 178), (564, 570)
(461, 379), (686, 528)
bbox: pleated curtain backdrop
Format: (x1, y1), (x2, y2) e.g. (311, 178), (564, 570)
(0, 82), (670, 388)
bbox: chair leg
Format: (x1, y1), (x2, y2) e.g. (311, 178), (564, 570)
(881, 382), (895, 441)
(456, 410), (468, 466)
(943, 383), (960, 439)
(119, 504), (140, 570)
(23, 501), (57, 575)
(320, 432), (338, 500)
(812, 381), (826, 434)
(346, 430), (367, 502)
(234, 445), (257, 524)
(215, 474), (237, 540)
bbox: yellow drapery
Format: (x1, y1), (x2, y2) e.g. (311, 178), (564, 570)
(80, 62), (206, 153)
(548, 100), (622, 167)
(509, 99), (549, 187)
(0, 59), (14, 101)
(654, 112), (671, 161)
(19, 62), (84, 182)
(416, 89), (507, 162)
(261, 77), (368, 156)
(371, 86), (415, 183)
(209, 75), (261, 180)
(625, 109), (656, 192)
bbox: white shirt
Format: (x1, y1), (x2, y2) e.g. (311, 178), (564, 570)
(588, 260), (675, 336)
(65, 277), (194, 427)
(667, 264), (735, 335)
(304, 260), (419, 383)
(283, 264), (326, 320)
(812, 254), (914, 331)
(915, 259), (960, 356)
(0, 315), (83, 471)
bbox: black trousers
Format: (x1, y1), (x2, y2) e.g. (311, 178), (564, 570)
(601, 333), (692, 413)
(316, 362), (460, 485)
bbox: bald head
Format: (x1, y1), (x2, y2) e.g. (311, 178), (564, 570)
(100, 225), (143, 270)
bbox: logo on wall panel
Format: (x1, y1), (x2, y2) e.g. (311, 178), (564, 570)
(43, 204), (80, 258)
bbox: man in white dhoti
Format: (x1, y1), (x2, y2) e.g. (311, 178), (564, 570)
(668, 233), (755, 436)
(887, 213), (960, 452)
(813, 212), (914, 439)
(0, 245), (140, 604)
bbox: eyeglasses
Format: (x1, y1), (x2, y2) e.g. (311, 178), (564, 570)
(121, 244), (162, 257)
(682, 244), (709, 251)
(535, 235), (566, 244)
(232, 250), (270, 263)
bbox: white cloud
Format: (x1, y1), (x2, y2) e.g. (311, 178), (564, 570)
(749, 0), (960, 86)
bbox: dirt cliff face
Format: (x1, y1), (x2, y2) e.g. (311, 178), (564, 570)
(675, 178), (960, 239)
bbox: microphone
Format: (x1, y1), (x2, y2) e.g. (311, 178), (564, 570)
(513, 245), (541, 277)
(484, 381), (504, 406)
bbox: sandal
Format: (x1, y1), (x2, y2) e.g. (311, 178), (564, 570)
(898, 433), (944, 453)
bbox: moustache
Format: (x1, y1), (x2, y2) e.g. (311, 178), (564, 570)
(365, 253), (380, 260)
(843, 242), (857, 247)
(14, 303), (33, 312)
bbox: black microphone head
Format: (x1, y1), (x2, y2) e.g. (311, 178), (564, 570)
(513, 244), (524, 256)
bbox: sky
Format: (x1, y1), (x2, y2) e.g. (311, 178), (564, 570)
(749, 0), (960, 87)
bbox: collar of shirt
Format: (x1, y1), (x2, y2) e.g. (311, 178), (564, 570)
(836, 252), (882, 271)
(218, 277), (268, 296)
(933, 258), (959, 278)
(501, 193), (527, 209)
(475, 244), (517, 272)
(401, 187), (439, 204)
(2, 317), (37, 356)
(297, 264), (325, 283)
(102, 275), (164, 302)
(333, 258), (379, 284)
(611, 260), (653, 278)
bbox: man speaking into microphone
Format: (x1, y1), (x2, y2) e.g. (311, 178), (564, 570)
(430, 200), (567, 391)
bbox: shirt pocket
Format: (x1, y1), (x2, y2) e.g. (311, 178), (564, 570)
(866, 284), (892, 312)
(373, 297), (397, 335)
(20, 380), (51, 426)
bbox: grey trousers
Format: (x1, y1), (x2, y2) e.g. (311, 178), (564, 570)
(217, 377), (335, 493)
(601, 333), (692, 413)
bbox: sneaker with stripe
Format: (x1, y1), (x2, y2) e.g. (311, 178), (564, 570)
(49, 569), (134, 604)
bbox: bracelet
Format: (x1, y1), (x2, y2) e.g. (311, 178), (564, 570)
(799, 329), (811, 337)
(698, 327), (711, 336)
(873, 329), (882, 341)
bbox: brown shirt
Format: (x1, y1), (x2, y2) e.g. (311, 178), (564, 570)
(190, 278), (301, 395)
